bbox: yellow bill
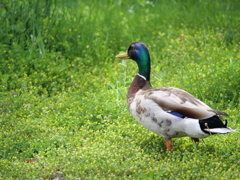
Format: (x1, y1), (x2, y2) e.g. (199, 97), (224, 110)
(116, 51), (130, 60)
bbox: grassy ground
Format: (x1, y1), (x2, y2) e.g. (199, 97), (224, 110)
(0, 0), (239, 179)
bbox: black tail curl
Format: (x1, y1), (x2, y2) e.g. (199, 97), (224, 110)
(199, 116), (228, 134)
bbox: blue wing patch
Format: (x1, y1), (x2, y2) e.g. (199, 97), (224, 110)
(168, 111), (185, 118)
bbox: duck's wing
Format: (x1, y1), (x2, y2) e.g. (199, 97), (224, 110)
(142, 87), (228, 120)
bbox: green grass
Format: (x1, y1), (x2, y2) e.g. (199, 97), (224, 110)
(0, 0), (239, 179)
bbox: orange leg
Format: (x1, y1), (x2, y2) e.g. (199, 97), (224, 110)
(191, 137), (200, 143)
(166, 140), (172, 151)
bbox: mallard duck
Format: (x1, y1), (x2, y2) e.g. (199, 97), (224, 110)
(116, 42), (235, 151)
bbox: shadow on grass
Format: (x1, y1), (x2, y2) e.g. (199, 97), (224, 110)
(137, 134), (167, 154)
(136, 134), (222, 155)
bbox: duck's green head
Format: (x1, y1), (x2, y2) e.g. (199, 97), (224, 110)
(116, 42), (151, 81)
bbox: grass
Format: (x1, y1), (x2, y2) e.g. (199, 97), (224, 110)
(0, 0), (239, 179)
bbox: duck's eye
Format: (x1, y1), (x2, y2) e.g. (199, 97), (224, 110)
(128, 45), (134, 52)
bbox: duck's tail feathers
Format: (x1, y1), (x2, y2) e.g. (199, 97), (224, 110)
(204, 127), (236, 134)
(199, 116), (236, 134)
(208, 109), (229, 116)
